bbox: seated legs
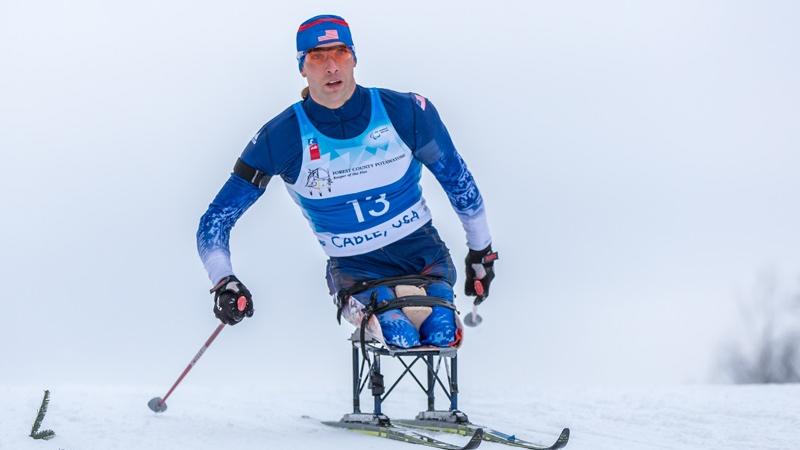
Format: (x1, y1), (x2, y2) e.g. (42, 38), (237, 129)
(353, 281), (456, 348)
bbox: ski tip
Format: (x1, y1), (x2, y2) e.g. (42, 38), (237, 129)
(552, 427), (570, 449)
(463, 427), (484, 450)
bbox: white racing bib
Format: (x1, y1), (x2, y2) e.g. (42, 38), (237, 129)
(286, 88), (431, 257)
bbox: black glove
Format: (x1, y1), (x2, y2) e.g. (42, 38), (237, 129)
(210, 275), (254, 325)
(464, 244), (498, 305)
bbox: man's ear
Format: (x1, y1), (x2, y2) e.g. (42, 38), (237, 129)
(300, 69), (307, 78)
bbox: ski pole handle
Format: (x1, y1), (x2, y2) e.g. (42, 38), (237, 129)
(473, 280), (487, 305)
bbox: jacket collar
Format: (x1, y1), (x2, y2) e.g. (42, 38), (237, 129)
(302, 84), (369, 124)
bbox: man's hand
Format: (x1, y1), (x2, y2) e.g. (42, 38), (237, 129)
(464, 245), (498, 304)
(210, 275), (254, 325)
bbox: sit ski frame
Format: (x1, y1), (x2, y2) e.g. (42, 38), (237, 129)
(349, 338), (461, 417)
(320, 335), (570, 449)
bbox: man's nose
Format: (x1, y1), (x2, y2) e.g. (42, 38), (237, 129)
(325, 57), (339, 73)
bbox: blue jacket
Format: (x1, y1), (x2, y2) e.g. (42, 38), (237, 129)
(197, 85), (490, 283)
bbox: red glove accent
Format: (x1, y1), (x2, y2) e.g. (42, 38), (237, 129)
(474, 280), (485, 296)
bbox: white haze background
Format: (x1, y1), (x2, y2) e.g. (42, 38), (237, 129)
(2, 0), (799, 407)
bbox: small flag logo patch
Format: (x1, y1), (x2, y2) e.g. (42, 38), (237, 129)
(414, 94), (427, 111)
(318, 29), (339, 42)
(309, 138), (320, 160)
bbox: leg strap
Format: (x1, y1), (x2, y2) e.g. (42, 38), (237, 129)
(335, 274), (446, 324)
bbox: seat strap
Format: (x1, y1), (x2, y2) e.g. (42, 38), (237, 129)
(335, 274), (444, 324)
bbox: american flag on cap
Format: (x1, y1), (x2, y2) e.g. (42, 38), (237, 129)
(318, 29), (339, 42)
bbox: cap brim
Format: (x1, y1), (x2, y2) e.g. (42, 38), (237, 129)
(310, 40), (349, 49)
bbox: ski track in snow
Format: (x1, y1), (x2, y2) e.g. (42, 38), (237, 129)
(1, 384), (798, 450)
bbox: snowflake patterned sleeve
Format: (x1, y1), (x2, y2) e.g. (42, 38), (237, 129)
(412, 95), (491, 250)
(197, 174), (264, 284)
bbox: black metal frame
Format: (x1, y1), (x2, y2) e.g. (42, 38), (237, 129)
(350, 338), (460, 417)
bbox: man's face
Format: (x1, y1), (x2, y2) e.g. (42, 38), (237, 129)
(301, 43), (356, 108)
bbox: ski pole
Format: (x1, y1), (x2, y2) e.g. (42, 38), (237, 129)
(148, 323), (226, 413)
(463, 280), (486, 327)
(463, 251), (497, 327)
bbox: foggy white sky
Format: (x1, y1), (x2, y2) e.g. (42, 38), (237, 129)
(1, 0), (799, 390)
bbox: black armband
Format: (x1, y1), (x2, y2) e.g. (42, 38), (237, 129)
(233, 158), (271, 189)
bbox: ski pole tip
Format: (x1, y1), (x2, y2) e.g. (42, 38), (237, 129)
(148, 397), (167, 413)
(463, 311), (483, 327)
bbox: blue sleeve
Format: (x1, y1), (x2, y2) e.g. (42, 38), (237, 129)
(240, 105), (304, 184)
(196, 174), (264, 284)
(409, 94), (492, 250)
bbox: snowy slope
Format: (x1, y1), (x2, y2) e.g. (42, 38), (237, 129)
(2, 383), (797, 450)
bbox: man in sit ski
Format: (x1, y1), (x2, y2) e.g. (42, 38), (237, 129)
(197, 14), (497, 348)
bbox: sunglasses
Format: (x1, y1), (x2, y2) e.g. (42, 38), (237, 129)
(303, 45), (354, 67)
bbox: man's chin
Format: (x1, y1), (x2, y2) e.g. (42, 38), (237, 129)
(310, 81), (355, 107)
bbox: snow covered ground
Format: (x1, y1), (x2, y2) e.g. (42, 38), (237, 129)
(2, 383), (798, 450)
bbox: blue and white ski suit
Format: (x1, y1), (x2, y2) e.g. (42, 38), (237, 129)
(197, 85), (491, 347)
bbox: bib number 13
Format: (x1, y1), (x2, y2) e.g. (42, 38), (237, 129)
(347, 193), (390, 223)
